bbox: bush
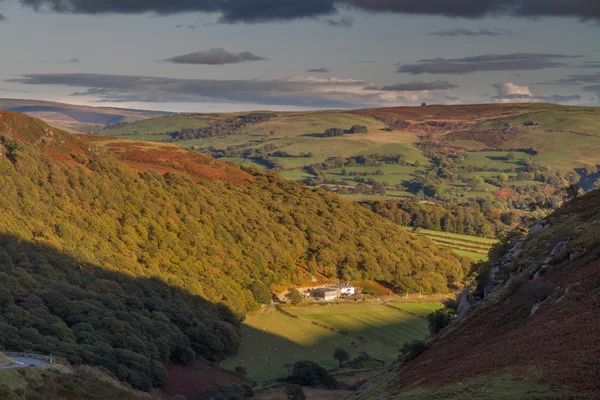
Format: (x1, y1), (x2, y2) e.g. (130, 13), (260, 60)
(427, 309), (455, 334)
(522, 281), (556, 303)
(400, 340), (427, 361)
(360, 283), (385, 297)
(350, 125), (368, 134)
(290, 360), (337, 388)
(323, 128), (345, 137)
(286, 288), (303, 305)
(285, 384), (306, 400)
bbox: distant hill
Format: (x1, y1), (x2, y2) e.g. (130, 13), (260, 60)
(0, 98), (169, 133)
(0, 110), (468, 391)
(97, 102), (600, 241)
(354, 188), (600, 399)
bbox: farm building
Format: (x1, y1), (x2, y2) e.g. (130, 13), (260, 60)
(309, 286), (355, 301)
(340, 286), (355, 296)
(310, 287), (341, 301)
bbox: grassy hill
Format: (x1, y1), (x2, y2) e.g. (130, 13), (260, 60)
(95, 103), (599, 210)
(0, 98), (168, 133)
(354, 188), (600, 399)
(0, 110), (469, 391)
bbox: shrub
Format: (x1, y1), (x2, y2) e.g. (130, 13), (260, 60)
(522, 280), (556, 303)
(290, 360), (337, 388)
(286, 288), (303, 305)
(285, 384), (306, 400)
(360, 283), (385, 297)
(350, 125), (368, 134)
(427, 308), (455, 334)
(400, 340), (427, 361)
(323, 128), (345, 137)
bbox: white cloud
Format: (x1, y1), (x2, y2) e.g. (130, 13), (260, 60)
(492, 82), (580, 104)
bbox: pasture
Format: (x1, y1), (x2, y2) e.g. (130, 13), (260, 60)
(220, 309), (356, 382)
(287, 303), (430, 362)
(222, 302), (437, 382)
(103, 115), (210, 136)
(403, 227), (496, 261)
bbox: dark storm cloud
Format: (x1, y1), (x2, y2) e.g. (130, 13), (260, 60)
(324, 16), (354, 27)
(428, 28), (513, 37)
(583, 85), (600, 92)
(396, 53), (581, 75)
(10, 0), (600, 22)
(543, 72), (600, 85)
(306, 68), (331, 73)
(7, 73), (393, 108)
(347, 0), (600, 20)
(163, 49), (267, 65)
(378, 80), (458, 91)
(0, 13), (7, 21)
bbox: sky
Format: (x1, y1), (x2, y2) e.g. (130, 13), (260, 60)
(0, 0), (599, 112)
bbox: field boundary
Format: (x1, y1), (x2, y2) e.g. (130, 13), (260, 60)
(381, 303), (426, 320)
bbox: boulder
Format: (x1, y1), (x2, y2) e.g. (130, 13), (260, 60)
(528, 222), (545, 236)
(529, 303), (540, 317)
(456, 289), (470, 319)
(550, 241), (567, 256)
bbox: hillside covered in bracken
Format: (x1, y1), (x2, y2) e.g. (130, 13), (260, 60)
(0, 111), (469, 390)
(355, 188), (600, 399)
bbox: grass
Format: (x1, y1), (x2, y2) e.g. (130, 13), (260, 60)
(463, 151), (527, 170)
(356, 372), (566, 400)
(220, 309), (357, 382)
(387, 302), (443, 317)
(103, 115), (210, 136)
(403, 227), (496, 261)
(287, 303), (430, 362)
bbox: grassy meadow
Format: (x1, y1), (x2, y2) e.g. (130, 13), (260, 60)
(287, 303), (431, 362)
(403, 227), (496, 261)
(222, 302), (439, 382)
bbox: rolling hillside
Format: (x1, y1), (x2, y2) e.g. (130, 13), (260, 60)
(0, 110), (469, 392)
(0, 99), (168, 133)
(96, 103), (600, 207)
(354, 188), (600, 399)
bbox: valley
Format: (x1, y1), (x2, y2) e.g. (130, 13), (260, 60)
(0, 103), (599, 399)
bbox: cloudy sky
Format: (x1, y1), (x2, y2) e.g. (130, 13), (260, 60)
(0, 0), (599, 112)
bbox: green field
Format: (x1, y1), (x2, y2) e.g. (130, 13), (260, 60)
(98, 104), (600, 203)
(387, 302), (443, 317)
(288, 303), (430, 362)
(462, 151), (527, 170)
(221, 310), (357, 382)
(103, 115), (210, 136)
(403, 227), (495, 261)
(222, 303), (436, 382)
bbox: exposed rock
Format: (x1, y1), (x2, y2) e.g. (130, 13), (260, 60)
(456, 289), (470, 319)
(570, 251), (583, 261)
(529, 303), (540, 316)
(543, 256), (553, 265)
(528, 222), (545, 236)
(512, 248), (522, 258)
(559, 214), (569, 220)
(483, 284), (499, 297)
(550, 241), (567, 256)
